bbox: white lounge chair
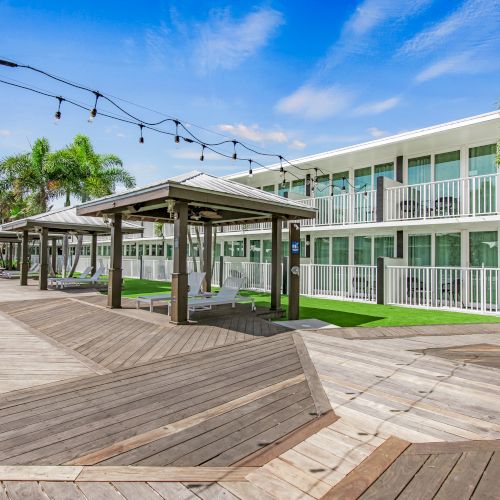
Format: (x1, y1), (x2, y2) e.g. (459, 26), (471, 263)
(52, 266), (107, 289)
(168, 276), (255, 318)
(49, 266), (92, 288)
(1, 263), (39, 279)
(136, 271), (208, 312)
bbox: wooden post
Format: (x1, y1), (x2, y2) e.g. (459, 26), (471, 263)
(90, 232), (98, 274)
(16, 241), (21, 270)
(203, 222), (212, 292)
(107, 214), (123, 309)
(377, 256), (385, 305)
(288, 222), (300, 320)
(51, 238), (57, 275)
(171, 201), (188, 324)
(271, 215), (282, 311)
(20, 231), (29, 286)
(39, 227), (49, 290)
(7, 242), (13, 269)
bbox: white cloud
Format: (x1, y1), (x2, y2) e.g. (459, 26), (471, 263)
(354, 96), (401, 115)
(321, 0), (432, 70)
(194, 7), (284, 74)
(0, 129), (12, 137)
(275, 85), (354, 120)
(399, 0), (496, 57)
(415, 52), (476, 82)
(367, 127), (389, 138)
(217, 123), (288, 143)
(289, 139), (306, 150)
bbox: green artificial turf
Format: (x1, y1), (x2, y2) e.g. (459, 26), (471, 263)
(119, 277), (500, 328)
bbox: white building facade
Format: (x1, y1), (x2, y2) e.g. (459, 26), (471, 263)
(71, 111), (500, 314)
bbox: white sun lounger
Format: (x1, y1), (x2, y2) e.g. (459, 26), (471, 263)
(136, 271), (208, 312)
(52, 266), (107, 289)
(167, 276), (255, 318)
(49, 266), (92, 288)
(1, 263), (39, 279)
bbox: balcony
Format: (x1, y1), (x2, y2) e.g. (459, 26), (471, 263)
(385, 173), (499, 221)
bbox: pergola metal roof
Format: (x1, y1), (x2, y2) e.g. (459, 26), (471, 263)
(1, 206), (144, 234)
(76, 170), (316, 224)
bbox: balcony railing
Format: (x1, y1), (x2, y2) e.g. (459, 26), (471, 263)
(386, 265), (500, 313)
(385, 173), (499, 221)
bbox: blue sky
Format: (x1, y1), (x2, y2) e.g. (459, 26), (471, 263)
(1, 0), (499, 192)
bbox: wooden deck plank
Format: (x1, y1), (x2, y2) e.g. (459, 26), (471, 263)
(2, 481), (50, 500)
(39, 481), (88, 500)
(471, 451), (500, 500)
(397, 453), (461, 499)
(321, 437), (410, 499)
(148, 481), (199, 500)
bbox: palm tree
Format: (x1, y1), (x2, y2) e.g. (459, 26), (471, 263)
(0, 138), (61, 218)
(49, 135), (135, 275)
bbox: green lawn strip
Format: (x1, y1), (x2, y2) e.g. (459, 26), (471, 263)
(118, 278), (500, 328)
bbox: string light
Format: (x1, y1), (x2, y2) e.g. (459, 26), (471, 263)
(138, 124), (144, 144)
(54, 97), (63, 121)
(341, 177), (346, 192)
(248, 159), (253, 178)
(200, 144), (205, 161)
(0, 58), (341, 184)
(174, 120), (180, 144)
(88, 91), (100, 123)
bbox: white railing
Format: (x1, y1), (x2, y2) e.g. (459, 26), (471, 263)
(385, 173), (499, 221)
(386, 265), (500, 313)
(298, 191), (376, 226)
(300, 264), (376, 302)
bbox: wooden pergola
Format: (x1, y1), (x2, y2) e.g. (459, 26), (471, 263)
(77, 171), (316, 323)
(1, 206), (143, 289)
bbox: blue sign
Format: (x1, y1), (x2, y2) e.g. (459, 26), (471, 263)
(291, 241), (300, 255)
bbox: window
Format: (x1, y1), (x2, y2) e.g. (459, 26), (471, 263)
(138, 244), (143, 257)
(151, 244), (157, 256)
(157, 243), (164, 257)
(249, 240), (261, 263)
(233, 240), (245, 257)
(314, 174), (330, 197)
(278, 181), (290, 197)
(469, 231), (498, 267)
(130, 244), (137, 257)
(469, 144), (496, 176)
(331, 237), (349, 265)
(224, 240), (245, 257)
(355, 167), (372, 190)
(408, 156), (431, 185)
(281, 241), (288, 258)
(332, 171), (348, 194)
(314, 237), (330, 264)
(435, 233), (461, 267)
(166, 244), (173, 259)
(263, 240), (272, 263)
(374, 236), (394, 259)
(408, 235), (431, 266)
(144, 244), (150, 256)
(300, 238), (307, 258)
(214, 243), (221, 259)
(290, 179), (305, 196)
(374, 162), (394, 183)
(435, 151), (460, 181)
(354, 236), (372, 265)
(263, 184), (275, 193)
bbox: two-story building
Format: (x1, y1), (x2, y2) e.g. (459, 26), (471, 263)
(70, 111), (500, 314)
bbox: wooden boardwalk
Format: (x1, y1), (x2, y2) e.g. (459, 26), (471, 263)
(1, 280), (500, 498)
(0, 297), (288, 371)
